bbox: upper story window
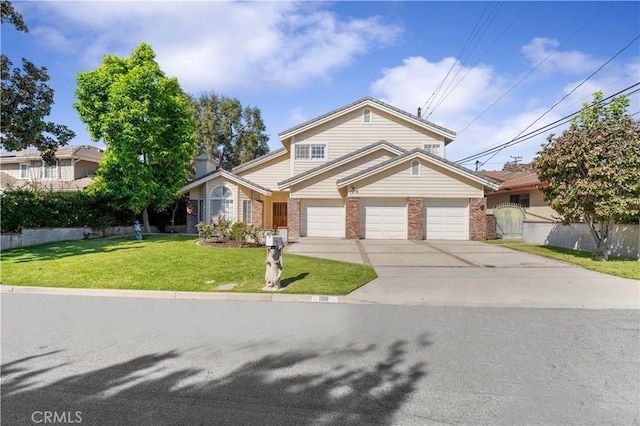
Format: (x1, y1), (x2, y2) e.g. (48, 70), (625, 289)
(363, 108), (371, 124)
(20, 164), (29, 179)
(42, 161), (58, 180)
(295, 144), (326, 160)
(411, 160), (420, 176)
(423, 144), (441, 156)
(510, 193), (530, 208)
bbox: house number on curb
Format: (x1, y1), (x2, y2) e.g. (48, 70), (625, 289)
(312, 295), (338, 303)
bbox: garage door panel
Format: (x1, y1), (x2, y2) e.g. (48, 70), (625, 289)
(361, 200), (406, 239)
(302, 200), (345, 238)
(425, 199), (468, 240)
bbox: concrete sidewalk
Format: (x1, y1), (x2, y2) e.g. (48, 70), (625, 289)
(287, 238), (640, 309)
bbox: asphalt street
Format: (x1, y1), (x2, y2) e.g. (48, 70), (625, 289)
(1, 293), (639, 425)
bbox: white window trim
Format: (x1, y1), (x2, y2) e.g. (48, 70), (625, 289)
(294, 143), (327, 161)
(423, 143), (441, 156)
(19, 163), (29, 179)
(411, 160), (420, 176)
(242, 199), (252, 224)
(209, 185), (235, 222)
(363, 108), (372, 124)
(42, 160), (58, 180)
(198, 199), (205, 223)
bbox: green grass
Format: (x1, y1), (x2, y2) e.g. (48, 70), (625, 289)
(0, 235), (377, 295)
(487, 240), (640, 280)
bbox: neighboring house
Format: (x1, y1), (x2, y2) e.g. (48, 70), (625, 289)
(181, 97), (500, 241)
(480, 166), (557, 223)
(0, 145), (104, 192)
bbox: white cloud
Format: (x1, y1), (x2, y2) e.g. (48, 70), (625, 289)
(370, 56), (502, 131)
(521, 37), (601, 75)
(29, 1), (401, 92)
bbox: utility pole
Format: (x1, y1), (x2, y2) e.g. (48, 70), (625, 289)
(475, 160), (481, 171)
(510, 155), (522, 164)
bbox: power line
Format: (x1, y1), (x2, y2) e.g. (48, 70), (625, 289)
(456, 1), (613, 136)
(427, 2), (530, 119)
(455, 83), (640, 164)
(421, 2), (494, 113)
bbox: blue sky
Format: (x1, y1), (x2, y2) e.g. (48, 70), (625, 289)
(3, 1), (639, 170)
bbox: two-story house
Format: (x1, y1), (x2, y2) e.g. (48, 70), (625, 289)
(181, 97), (500, 241)
(0, 145), (104, 192)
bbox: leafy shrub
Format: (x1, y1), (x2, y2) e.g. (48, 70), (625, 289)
(0, 188), (134, 233)
(196, 222), (216, 241)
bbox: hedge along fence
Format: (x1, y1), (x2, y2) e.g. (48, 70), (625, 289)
(0, 189), (135, 233)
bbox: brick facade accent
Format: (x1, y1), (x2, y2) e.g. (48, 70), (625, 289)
(345, 197), (361, 239)
(469, 197), (488, 241)
(186, 199), (198, 234)
(251, 199), (264, 228)
(485, 214), (496, 240)
(287, 197), (301, 242)
(407, 197), (424, 240)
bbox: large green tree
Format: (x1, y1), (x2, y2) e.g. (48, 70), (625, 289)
(74, 43), (196, 233)
(190, 93), (269, 171)
(1, 0), (75, 164)
(532, 91), (640, 261)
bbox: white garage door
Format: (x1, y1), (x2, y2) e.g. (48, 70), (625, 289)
(424, 199), (468, 240)
(302, 199), (345, 237)
(361, 199), (406, 239)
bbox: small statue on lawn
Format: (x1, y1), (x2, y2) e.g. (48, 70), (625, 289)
(264, 245), (283, 290)
(133, 221), (143, 241)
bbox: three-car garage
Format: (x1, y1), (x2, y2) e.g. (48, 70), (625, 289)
(300, 197), (470, 240)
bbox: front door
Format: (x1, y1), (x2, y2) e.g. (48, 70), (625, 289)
(273, 202), (288, 229)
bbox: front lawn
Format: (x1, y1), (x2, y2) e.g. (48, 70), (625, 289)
(487, 240), (640, 280)
(0, 235), (377, 295)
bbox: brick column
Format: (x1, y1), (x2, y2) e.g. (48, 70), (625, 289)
(485, 214), (496, 240)
(469, 197), (488, 240)
(186, 199), (198, 234)
(345, 197), (361, 239)
(251, 199), (264, 228)
(407, 197), (424, 240)
(287, 197), (301, 242)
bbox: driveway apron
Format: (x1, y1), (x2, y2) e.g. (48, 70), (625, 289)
(286, 238), (639, 309)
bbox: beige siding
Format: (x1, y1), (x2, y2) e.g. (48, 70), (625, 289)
(292, 107), (444, 176)
(74, 160), (99, 179)
(290, 151), (394, 199)
(353, 159), (484, 198)
(2, 163), (20, 180)
(59, 159), (73, 180)
(237, 153), (290, 189)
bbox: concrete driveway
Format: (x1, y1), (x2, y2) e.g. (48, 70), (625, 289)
(286, 238), (639, 309)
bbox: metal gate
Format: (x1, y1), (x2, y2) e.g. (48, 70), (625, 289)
(494, 203), (526, 239)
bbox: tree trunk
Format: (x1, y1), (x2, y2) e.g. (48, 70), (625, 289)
(585, 215), (611, 261)
(142, 207), (151, 234)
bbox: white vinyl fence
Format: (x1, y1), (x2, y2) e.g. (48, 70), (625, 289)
(522, 222), (639, 260)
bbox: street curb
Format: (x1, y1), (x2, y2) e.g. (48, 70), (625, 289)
(0, 285), (355, 305)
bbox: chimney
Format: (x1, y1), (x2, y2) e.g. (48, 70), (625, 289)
(195, 153), (218, 178)
(417, 107), (422, 118)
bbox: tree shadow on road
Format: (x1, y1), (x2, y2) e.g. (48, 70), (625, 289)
(1, 338), (429, 425)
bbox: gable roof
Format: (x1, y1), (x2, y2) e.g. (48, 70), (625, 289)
(181, 168), (272, 195)
(231, 147), (288, 174)
(479, 170), (543, 192)
(278, 97), (456, 143)
(277, 140), (405, 189)
(0, 145), (104, 163)
(337, 148), (500, 190)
